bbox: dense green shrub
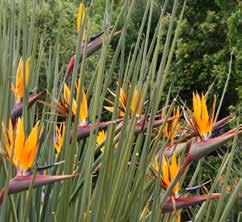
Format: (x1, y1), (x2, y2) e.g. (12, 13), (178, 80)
(13, 0), (241, 112)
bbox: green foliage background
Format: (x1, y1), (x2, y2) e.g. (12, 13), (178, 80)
(9, 0), (242, 115)
(14, 0), (242, 112)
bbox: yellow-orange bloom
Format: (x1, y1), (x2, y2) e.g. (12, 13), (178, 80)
(12, 57), (30, 100)
(96, 130), (106, 153)
(63, 82), (88, 123)
(105, 87), (143, 117)
(54, 123), (66, 153)
(192, 93), (216, 138)
(152, 154), (180, 195)
(2, 118), (40, 171)
(163, 107), (180, 143)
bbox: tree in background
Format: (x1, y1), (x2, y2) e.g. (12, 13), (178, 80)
(14, 0), (241, 115)
(109, 0), (241, 116)
(166, 0), (240, 116)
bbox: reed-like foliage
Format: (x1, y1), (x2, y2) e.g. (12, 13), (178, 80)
(0, 1), (241, 222)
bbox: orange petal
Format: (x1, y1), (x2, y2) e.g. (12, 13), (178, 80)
(24, 57), (30, 85)
(64, 83), (77, 116)
(13, 58), (24, 99)
(15, 118), (25, 169)
(119, 88), (127, 111)
(119, 110), (126, 117)
(13, 57), (30, 100)
(193, 93), (199, 122)
(23, 121), (40, 170)
(54, 123), (66, 153)
(79, 90), (88, 122)
(63, 83), (71, 104)
(163, 123), (169, 138)
(170, 154), (180, 194)
(201, 94), (209, 123)
(96, 130), (106, 146)
(131, 88), (142, 116)
(162, 155), (170, 187)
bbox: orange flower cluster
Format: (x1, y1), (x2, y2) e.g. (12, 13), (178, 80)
(0, 3), (240, 218)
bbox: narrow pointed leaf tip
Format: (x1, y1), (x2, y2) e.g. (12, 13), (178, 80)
(11, 57), (30, 100)
(2, 118), (41, 172)
(192, 93), (216, 139)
